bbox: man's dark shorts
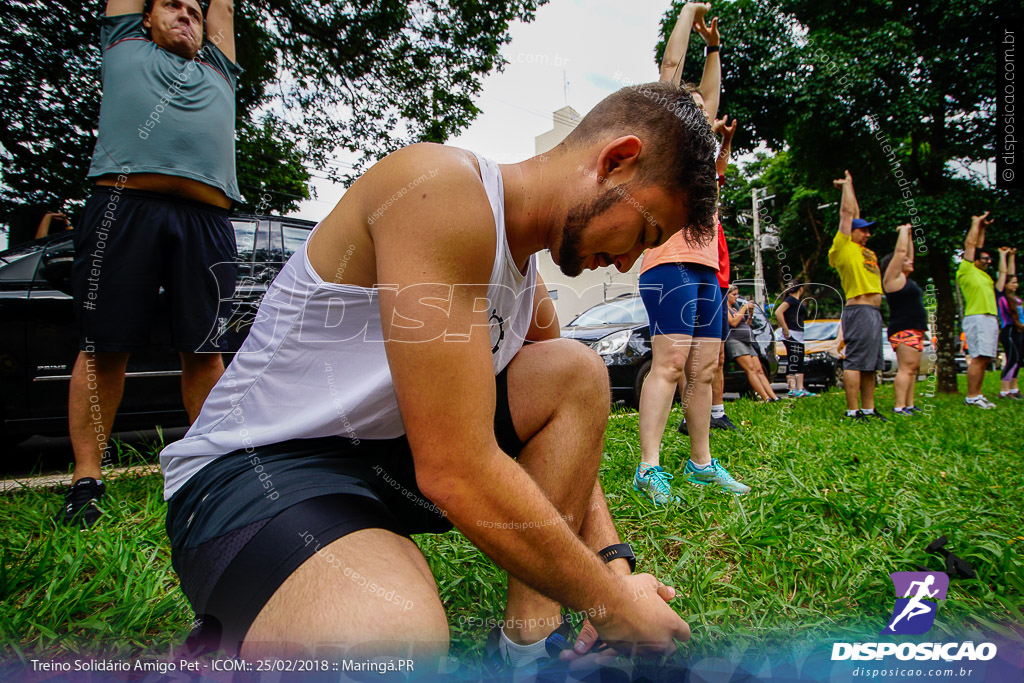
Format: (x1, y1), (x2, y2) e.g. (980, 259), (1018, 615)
(841, 304), (884, 372)
(166, 367), (526, 656)
(72, 187), (237, 352)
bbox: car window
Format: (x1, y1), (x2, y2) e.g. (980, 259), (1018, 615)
(569, 298), (649, 326)
(254, 220), (283, 265)
(232, 220), (257, 277)
(282, 225), (310, 259)
(806, 321), (839, 341)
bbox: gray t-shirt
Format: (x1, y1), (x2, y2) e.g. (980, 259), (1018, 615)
(87, 13), (243, 202)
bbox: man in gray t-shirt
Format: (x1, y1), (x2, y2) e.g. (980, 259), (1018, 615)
(60, 0), (240, 527)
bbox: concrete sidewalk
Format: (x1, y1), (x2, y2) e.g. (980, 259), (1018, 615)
(1, 464), (161, 493)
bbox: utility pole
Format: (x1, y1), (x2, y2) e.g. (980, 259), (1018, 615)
(751, 188), (765, 308)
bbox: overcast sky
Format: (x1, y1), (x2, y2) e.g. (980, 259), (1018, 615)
(291, 0), (678, 222)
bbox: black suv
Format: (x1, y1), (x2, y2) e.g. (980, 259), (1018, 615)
(561, 291), (779, 406)
(0, 213), (316, 445)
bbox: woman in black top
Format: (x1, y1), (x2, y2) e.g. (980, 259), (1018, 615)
(726, 286), (779, 401)
(881, 224), (929, 415)
(775, 284), (815, 397)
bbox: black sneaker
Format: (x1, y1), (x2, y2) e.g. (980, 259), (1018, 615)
(677, 418), (688, 436)
(864, 411), (889, 423)
(57, 477), (106, 528)
(846, 410), (871, 423)
(710, 414), (739, 431)
(905, 405), (924, 414)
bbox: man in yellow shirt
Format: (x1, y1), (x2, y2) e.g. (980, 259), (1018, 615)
(828, 170), (886, 422)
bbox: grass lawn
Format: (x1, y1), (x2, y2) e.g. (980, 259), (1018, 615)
(1, 373), (1022, 667)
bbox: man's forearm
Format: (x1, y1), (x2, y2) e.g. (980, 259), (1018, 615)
(425, 449), (626, 616)
(838, 182), (856, 234)
(661, 6), (699, 83)
(699, 51), (721, 121)
(579, 482), (631, 576)
(716, 142), (732, 175)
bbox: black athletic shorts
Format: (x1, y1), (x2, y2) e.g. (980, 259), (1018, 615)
(166, 367), (526, 656)
(72, 187), (237, 352)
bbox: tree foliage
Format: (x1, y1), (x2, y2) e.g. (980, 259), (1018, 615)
(658, 0), (1022, 391)
(1, 0), (545, 227)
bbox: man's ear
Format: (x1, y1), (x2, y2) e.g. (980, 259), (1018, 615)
(596, 136), (642, 185)
(142, 12), (151, 29)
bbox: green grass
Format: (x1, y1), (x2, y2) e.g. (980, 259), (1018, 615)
(2, 374), (1022, 665)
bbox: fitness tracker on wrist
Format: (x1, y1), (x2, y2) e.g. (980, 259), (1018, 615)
(706, 44), (721, 55)
(598, 543), (636, 572)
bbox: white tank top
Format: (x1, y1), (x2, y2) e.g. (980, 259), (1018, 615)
(160, 153), (538, 499)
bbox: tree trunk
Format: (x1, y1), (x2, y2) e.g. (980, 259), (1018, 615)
(928, 249), (959, 393)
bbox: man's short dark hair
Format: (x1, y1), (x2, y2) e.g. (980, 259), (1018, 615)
(561, 82), (718, 248)
(975, 247), (993, 262)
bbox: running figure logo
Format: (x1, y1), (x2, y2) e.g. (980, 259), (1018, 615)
(884, 572), (948, 635)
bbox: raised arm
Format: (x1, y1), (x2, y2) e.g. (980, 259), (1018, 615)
(884, 224), (912, 293)
(205, 0), (236, 62)
(964, 211), (992, 263)
(997, 247), (1010, 292)
(693, 14), (721, 121)
(106, 0), (144, 16)
(712, 116), (736, 176)
(659, 3), (709, 84)
(833, 170), (858, 236)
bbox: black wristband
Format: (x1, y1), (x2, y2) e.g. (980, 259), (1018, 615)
(598, 543), (636, 572)
(706, 44), (721, 55)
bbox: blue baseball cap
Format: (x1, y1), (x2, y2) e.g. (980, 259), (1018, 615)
(851, 218), (877, 231)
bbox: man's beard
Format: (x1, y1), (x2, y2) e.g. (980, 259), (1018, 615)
(557, 187), (624, 277)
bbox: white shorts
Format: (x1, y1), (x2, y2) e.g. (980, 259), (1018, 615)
(963, 314), (999, 359)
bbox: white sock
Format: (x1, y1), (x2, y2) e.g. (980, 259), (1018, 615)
(1000, 391), (1009, 397)
(862, 408), (874, 414)
(711, 404), (726, 419)
(499, 628), (548, 667)
(966, 395), (982, 402)
(847, 409), (859, 417)
(688, 460), (710, 471)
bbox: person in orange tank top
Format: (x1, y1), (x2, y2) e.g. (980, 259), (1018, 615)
(633, 2), (752, 505)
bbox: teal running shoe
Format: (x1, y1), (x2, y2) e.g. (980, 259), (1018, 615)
(796, 389), (817, 397)
(633, 465), (681, 505)
(684, 458), (751, 495)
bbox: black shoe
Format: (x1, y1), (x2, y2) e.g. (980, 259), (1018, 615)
(865, 410), (889, 423)
(57, 477), (106, 528)
(710, 414), (739, 431)
(677, 418), (688, 436)
(846, 410), (871, 423)
(904, 405), (924, 414)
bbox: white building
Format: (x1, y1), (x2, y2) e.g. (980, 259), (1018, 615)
(533, 106), (644, 325)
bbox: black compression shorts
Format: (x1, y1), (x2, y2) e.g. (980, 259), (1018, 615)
(166, 366), (525, 656)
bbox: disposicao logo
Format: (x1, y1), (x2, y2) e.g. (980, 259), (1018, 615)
(831, 571), (998, 662)
(885, 571), (948, 635)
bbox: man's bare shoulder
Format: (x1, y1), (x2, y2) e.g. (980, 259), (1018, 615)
(369, 145), (495, 241)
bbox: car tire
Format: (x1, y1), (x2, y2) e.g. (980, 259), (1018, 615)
(631, 360), (652, 409)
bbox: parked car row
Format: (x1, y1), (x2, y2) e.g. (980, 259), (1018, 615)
(772, 322), (937, 389)
(561, 292), (779, 406)
(0, 213), (317, 445)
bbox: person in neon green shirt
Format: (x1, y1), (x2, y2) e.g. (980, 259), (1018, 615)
(957, 211), (999, 408)
(828, 170), (886, 423)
